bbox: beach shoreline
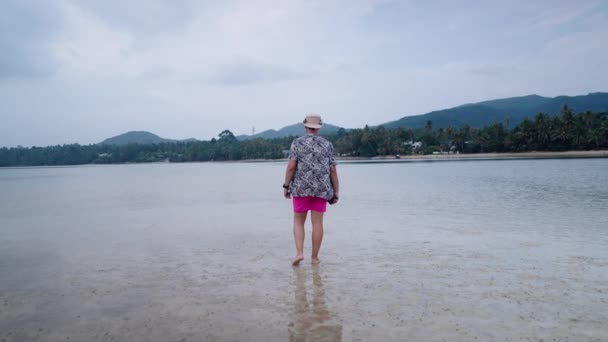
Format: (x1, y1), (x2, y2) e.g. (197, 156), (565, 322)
(224, 150), (608, 163)
(347, 150), (608, 161)
(1, 150), (607, 169)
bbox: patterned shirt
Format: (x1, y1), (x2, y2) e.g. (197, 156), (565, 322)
(288, 134), (337, 199)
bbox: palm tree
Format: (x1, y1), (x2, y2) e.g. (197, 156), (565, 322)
(534, 112), (551, 150)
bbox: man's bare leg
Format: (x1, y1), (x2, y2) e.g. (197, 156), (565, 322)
(293, 212), (307, 265)
(310, 210), (324, 264)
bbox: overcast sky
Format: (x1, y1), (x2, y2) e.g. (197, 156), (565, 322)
(1, 0), (607, 147)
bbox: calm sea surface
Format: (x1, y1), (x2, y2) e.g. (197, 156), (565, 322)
(1, 158), (607, 341)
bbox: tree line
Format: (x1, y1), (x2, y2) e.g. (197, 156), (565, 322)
(1, 106), (607, 167)
(333, 106), (608, 156)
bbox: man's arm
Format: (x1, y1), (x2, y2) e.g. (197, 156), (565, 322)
(283, 160), (297, 199)
(330, 164), (339, 202)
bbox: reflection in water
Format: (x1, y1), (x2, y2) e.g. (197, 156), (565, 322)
(289, 265), (342, 342)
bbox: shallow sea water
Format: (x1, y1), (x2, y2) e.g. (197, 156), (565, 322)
(1, 158), (607, 341)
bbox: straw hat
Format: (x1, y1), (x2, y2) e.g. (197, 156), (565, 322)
(303, 113), (323, 129)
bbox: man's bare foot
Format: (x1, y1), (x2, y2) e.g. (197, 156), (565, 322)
(311, 257), (320, 265)
(292, 255), (304, 266)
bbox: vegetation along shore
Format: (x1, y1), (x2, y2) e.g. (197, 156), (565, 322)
(1, 106), (607, 167)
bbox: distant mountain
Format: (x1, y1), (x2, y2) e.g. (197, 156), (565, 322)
(99, 93), (608, 146)
(99, 131), (197, 145)
(238, 122), (344, 140)
(383, 92), (608, 129)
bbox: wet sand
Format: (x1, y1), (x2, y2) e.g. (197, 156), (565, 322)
(2, 226), (606, 342)
(1, 161), (607, 341)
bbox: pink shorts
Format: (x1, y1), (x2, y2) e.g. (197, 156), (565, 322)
(293, 196), (327, 213)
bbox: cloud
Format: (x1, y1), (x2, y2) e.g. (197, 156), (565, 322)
(74, 0), (195, 34)
(206, 62), (316, 86)
(0, 1), (64, 78)
(51, 1), (136, 79)
(0, 0), (607, 146)
(470, 65), (521, 78)
(525, 1), (601, 31)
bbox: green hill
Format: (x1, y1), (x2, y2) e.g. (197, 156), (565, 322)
(238, 123), (343, 140)
(99, 131), (197, 145)
(98, 93), (608, 145)
(383, 105), (507, 129)
(383, 92), (608, 129)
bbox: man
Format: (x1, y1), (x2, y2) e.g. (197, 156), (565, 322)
(283, 113), (340, 266)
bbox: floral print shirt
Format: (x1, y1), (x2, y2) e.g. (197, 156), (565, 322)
(288, 134), (337, 200)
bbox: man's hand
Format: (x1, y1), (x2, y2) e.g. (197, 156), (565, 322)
(328, 192), (339, 204)
(284, 160), (296, 199)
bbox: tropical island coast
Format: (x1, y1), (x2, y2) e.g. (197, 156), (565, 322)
(345, 150), (608, 162)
